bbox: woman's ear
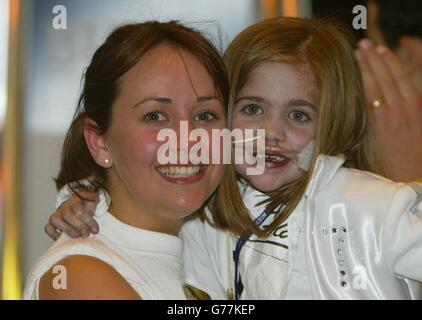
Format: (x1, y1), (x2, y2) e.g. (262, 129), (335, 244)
(83, 118), (113, 168)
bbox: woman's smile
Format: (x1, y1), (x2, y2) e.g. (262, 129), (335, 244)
(156, 164), (209, 184)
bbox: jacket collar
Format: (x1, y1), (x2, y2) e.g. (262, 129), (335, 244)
(304, 154), (346, 197)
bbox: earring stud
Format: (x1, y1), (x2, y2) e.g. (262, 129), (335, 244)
(105, 159), (110, 164)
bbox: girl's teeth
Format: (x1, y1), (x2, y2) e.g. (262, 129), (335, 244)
(268, 155), (286, 162)
(256, 154), (287, 162)
(158, 166), (200, 178)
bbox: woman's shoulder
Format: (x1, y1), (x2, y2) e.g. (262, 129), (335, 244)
(38, 254), (140, 299)
(23, 234), (140, 299)
(44, 233), (123, 270)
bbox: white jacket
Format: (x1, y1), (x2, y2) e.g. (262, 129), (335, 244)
(182, 155), (422, 299)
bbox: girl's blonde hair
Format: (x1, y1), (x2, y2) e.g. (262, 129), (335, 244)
(209, 17), (386, 237)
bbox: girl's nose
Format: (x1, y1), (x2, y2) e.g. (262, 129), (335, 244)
(262, 117), (287, 144)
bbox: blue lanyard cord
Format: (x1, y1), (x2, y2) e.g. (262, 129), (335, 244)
(233, 209), (271, 300)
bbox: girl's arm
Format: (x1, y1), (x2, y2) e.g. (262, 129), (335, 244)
(45, 189), (100, 240)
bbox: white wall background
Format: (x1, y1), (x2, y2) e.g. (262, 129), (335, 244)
(26, 0), (258, 135)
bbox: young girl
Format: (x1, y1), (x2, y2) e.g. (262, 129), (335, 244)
(44, 17), (422, 299)
(23, 21), (229, 299)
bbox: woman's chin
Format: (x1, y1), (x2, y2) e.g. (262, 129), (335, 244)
(164, 195), (206, 216)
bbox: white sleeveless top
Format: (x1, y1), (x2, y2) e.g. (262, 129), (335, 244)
(23, 191), (187, 300)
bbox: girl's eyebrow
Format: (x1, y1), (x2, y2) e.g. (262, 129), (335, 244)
(132, 95), (220, 108)
(287, 99), (315, 109)
(234, 96), (266, 104)
(234, 96), (315, 110)
(196, 95), (221, 104)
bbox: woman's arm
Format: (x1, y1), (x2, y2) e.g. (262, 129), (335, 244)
(39, 255), (140, 300)
(355, 39), (422, 182)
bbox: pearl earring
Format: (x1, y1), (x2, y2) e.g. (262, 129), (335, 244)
(105, 158), (110, 164)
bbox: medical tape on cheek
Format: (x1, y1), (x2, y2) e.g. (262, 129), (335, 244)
(297, 140), (315, 171)
(231, 135), (315, 171)
(231, 135), (261, 144)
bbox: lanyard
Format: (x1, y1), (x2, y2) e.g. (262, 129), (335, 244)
(233, 209), (271, 300)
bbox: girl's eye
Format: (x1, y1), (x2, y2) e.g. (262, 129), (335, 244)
(195, 111), (218, 122)
(289, 111), (310, 123)
(241, 104), (263, 116)
(144, 112), (167, 121)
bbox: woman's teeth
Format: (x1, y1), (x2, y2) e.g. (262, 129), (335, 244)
(158, 166), (201, 178)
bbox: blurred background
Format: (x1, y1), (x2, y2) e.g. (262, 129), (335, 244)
(0, 0), (416, 299)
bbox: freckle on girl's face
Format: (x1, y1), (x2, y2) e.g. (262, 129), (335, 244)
(232, 62), (316, 192)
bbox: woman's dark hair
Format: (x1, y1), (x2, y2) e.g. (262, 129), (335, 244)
(55, 21), (229, 193)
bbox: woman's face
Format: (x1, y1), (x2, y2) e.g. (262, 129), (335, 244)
(232, 62), (316, 192)
(99, 43), (226, 226)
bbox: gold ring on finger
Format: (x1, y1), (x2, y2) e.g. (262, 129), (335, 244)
(372, 99), (381, 108)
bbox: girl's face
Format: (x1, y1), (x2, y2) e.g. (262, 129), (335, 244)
(232, 62), (316, 192)
(92, 43), (226, 230)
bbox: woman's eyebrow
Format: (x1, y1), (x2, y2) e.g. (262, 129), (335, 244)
(132, 97), (172, 108)
(132, 95), (221, 108)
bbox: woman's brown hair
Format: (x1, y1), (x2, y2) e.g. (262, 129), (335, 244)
(210, 17), (386, 237)
(55, 21), (229, 194)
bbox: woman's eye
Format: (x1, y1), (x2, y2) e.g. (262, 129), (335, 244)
(144, 112), (167, 121)
(241, 104), (263, 116)
(289, 111), (310, 123)
(195, 111), (218, 122)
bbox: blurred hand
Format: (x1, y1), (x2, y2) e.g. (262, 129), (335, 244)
(355, 39), (422, 182)
(45, 189), (100, 240)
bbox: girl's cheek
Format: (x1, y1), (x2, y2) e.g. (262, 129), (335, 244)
(286, 124), (315, 148)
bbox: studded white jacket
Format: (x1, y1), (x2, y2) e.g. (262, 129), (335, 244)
(182, 155), (422, 300)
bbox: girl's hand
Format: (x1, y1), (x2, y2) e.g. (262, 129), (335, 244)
(45, 189), (100, 240)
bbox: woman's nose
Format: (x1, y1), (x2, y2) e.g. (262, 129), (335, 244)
(173, 119), (199, 151)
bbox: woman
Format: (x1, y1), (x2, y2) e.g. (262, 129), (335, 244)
(23, 21), (228, 299)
